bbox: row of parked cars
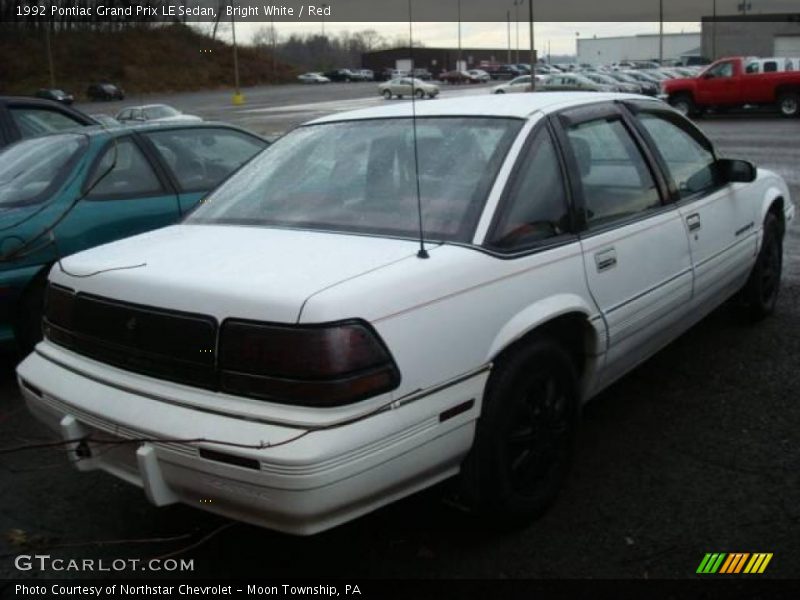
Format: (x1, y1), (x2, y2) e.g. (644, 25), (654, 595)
(6, 88), (792, 538)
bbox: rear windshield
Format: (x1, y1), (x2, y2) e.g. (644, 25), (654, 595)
(187, 117), (522, 243)
(0, 134), (86, 208)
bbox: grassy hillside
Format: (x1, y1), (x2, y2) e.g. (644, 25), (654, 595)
(0, 24), (297, 98)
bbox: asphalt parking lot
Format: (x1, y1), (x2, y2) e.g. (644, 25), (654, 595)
(1, 86), (798, 581)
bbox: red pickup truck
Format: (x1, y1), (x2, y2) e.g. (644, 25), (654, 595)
(662, 56), (800, 118)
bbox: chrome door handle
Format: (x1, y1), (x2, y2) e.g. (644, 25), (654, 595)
(687, 213), (702, 232)
(595, 248), (617, 272)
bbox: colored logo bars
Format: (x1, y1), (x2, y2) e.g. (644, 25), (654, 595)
(697, 553), (773, 574)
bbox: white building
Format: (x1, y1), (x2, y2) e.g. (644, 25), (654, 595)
(577, 33), (702, 66)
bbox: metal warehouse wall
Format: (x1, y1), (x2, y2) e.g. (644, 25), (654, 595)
(577, 33), (701, 65)
(702, 15), (800, 60)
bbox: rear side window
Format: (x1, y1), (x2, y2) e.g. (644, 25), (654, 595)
(9, 106), (85, 139)
(87, 138), (163, 198)
(636, 112), (717, 199)
(566, 117), (660, 229)
(763, 61), (778, 73)
(490, 130), (570, 249)
(145, 128), (266, 193)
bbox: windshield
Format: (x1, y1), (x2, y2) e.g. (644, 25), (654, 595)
(0, 134), (86, 208)
(187, 117), (522, 242)
(146, 105), (179, 119)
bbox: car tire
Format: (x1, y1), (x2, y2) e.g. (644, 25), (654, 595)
(14, 269), (48, 356)
(670, 93), (699, 118)
(777, 92), (800, 118)
(742, 212), (783, 321)
(415, 89), (425, 99)
(382, 89), (392, 100)
(458, 337), (579, 526)
(495, 90), (505, 94)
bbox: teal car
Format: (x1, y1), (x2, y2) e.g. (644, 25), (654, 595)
(0, 122), (268, 352)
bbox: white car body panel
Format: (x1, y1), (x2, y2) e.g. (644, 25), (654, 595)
(18, 92), (795, 535)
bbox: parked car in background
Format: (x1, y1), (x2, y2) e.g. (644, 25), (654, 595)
(605, 71), (657, 96)
(0, 122), (268, 352)
(619, 70), (662, 95)
(34, 89), (74, 105)
(440, 70), (473, 84)
(116, 104), (202, 124)
(90, 114), (121, 128)
(358, 69), (375, 81)
(662, 56), (800, 117)
(583, 72), (638, 93)
(490, 75), (547, 94)
(539, 73), (616, 92)
(297, 72), (331, 84)
(323, 69), (362, 82)
(466, 69), (491, 83)
(744, 57), (800, 74)
(487, 64), (521, 80)
(411, 68), (433, 81)
(86, 83), (125, 101)
(378, 78), (439, 99)
(0, 96), (97, 149)
(18, 93), (793, 536)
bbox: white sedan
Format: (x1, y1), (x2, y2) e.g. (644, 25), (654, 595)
(297, 72), (331, 84)
(115, 104), (202, 123)
(491, 74), (547, 94)
(19, 93), (794, 535)
(378, 77), (439, 99)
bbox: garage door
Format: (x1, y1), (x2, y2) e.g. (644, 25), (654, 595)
(774, 36), (800, 56)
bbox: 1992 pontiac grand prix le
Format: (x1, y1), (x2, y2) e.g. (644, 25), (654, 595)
(18, 93), (794, 534)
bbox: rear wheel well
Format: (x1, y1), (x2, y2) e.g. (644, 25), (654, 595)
(775, 85), (800, 98)
(493, 312), (595, 386)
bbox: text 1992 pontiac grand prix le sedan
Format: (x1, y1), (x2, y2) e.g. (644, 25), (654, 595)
(17, 93), (795, 534)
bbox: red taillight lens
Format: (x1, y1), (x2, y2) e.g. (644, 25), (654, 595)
(219, 320), (401, 407)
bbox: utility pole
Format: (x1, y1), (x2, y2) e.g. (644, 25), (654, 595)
(271, 14), (277, 81)
(514, 0), (522, 64)
(711, 0), (717, 60)
(529, 0), (535, 91)
(507, 10), (511, 64)
(457, 0), (462, 70)
(659, 0), (664, 64)
(231, 12), (243, 105)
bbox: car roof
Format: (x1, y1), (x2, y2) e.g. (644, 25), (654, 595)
(58, 120), (265, 139)
(309, 92), (647, 123)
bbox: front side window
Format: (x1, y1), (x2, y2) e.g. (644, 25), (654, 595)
(745, 62), (760, 74)
(636, 111), (717, 199)
(706, 61), (734, 78)
(187, 117), (523, 243)
(146, 128), (266, 192)
(145, 105), (179, 120)
(9, 106), (85, 139)
(490, 130), (569, 250)
(87, 138), (163, 198)
(567, 117), (660, 229)
(0, 134), (86, 207)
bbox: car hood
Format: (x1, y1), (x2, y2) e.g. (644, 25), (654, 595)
(50, 224), (421, 323)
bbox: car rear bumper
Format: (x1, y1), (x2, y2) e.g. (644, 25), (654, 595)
(18, 342), (486, 535)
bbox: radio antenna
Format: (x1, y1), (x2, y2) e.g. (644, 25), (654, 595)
(408, 0), (428, 259)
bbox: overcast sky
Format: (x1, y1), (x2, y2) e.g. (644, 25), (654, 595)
(233, 21), (702, 55)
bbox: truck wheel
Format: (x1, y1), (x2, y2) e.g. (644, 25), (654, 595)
(742, 213), (782, 321)
(670, 94), (699, 118)
(458, 337), (579, 526)
(777, 92), (799, 118)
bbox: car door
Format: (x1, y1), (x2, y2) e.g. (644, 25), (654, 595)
(141, 126), (268, 214)
(554, 103), (693, 387)
(55, 135), (181, 257)
(696, 60), (739, 105)
(626, 103), (759, 314)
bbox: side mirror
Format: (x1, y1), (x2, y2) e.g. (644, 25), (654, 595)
(718, 158), (756, 183)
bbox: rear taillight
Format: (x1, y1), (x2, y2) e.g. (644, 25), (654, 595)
(219, 320), (400, 407)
